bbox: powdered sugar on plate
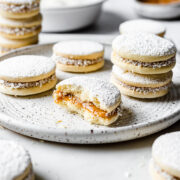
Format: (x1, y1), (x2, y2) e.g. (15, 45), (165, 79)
(0, 140), (31, 180)
(53, 40), (104, 56)
(58, 77), (121, 109)
(0, 55), (55, 79)
(112, 33), (176, 57)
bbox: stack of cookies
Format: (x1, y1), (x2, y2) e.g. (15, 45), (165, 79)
(0, 0), (41, 54)
(111, 33), (176, 99)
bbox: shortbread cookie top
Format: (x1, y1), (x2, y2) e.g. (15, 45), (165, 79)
(58, 77), (121, 110)
(53, 40), (104, 56)
(112, 65), (172, 87)
(0, 13), (42, 27)
(0, 140), (31, 180)
(0, 55), (55, 82)
(152, 132), (180, 178)
(119, 19), (165, 36)
(0, 0), (38, 4)
(112, 33), (176, 62)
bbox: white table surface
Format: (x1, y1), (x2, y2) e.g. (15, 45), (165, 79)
(1, 0), (180, 179)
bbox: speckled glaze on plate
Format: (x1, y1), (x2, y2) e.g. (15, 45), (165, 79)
(0, 43), (180, 144)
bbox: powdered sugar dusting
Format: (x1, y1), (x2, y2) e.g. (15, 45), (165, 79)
(0, 140), (31, 180)
(120, 19), (165, 35)
(53, 40), (104, 56)
(0, 2), (39, 13)
(112, 33), (176, 57)
(59, 77), (121, 109)
(112, 65), (172, 85)
(0, 0), (37, 4)
(0, 55), (55, 79)
(152, 132), (180, 175)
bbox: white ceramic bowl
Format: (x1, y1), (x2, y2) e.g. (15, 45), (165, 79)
(41, 0), (105, 32)
(134, 0), (180, 19)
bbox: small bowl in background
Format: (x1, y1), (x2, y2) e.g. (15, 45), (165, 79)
(41, 0), (106, 32)
(134, 0), (180, 19)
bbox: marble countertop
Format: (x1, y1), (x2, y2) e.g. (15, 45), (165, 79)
(1, 0), (180, 179)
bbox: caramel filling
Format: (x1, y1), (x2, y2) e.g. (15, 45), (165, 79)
(54, 91), (120, 119)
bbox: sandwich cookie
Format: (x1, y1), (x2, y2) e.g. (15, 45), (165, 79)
(0, 35), (38, 54)
(111, 65), (172, 98)
(150, 132), (180, 180)
(112, 33), (176, 74)
(53, 77), (122, 126)
(0, 55), (57, 96)
(119, 19), (166, 37)
(0, 13), (42, 39)
(0, 140), (34, 180)
(53, 40), (104, 73)
(0, 0), (40, 19)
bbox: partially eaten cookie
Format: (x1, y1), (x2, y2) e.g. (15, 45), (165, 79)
(53, 77), (122, 126)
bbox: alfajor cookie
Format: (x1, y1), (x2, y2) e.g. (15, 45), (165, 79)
(150, 132), (180, 180)
(53, 40), (104, 73)
(0, 13), (42, 39)
(0, 140), (34, 180)
(119, 19), (166, 37)
(0, 55), (57, 96)
(111, 65), (172, 98)
(111, 33), (176, 75)
(0, 0), (40, 19)
(0, 35), (38, 54)
(53, 77), (122, 126)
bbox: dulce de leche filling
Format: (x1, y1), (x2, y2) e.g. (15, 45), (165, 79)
(54, 90), (120, 119)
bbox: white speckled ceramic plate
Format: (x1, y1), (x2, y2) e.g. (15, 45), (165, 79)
(0, 43), (180, 144)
